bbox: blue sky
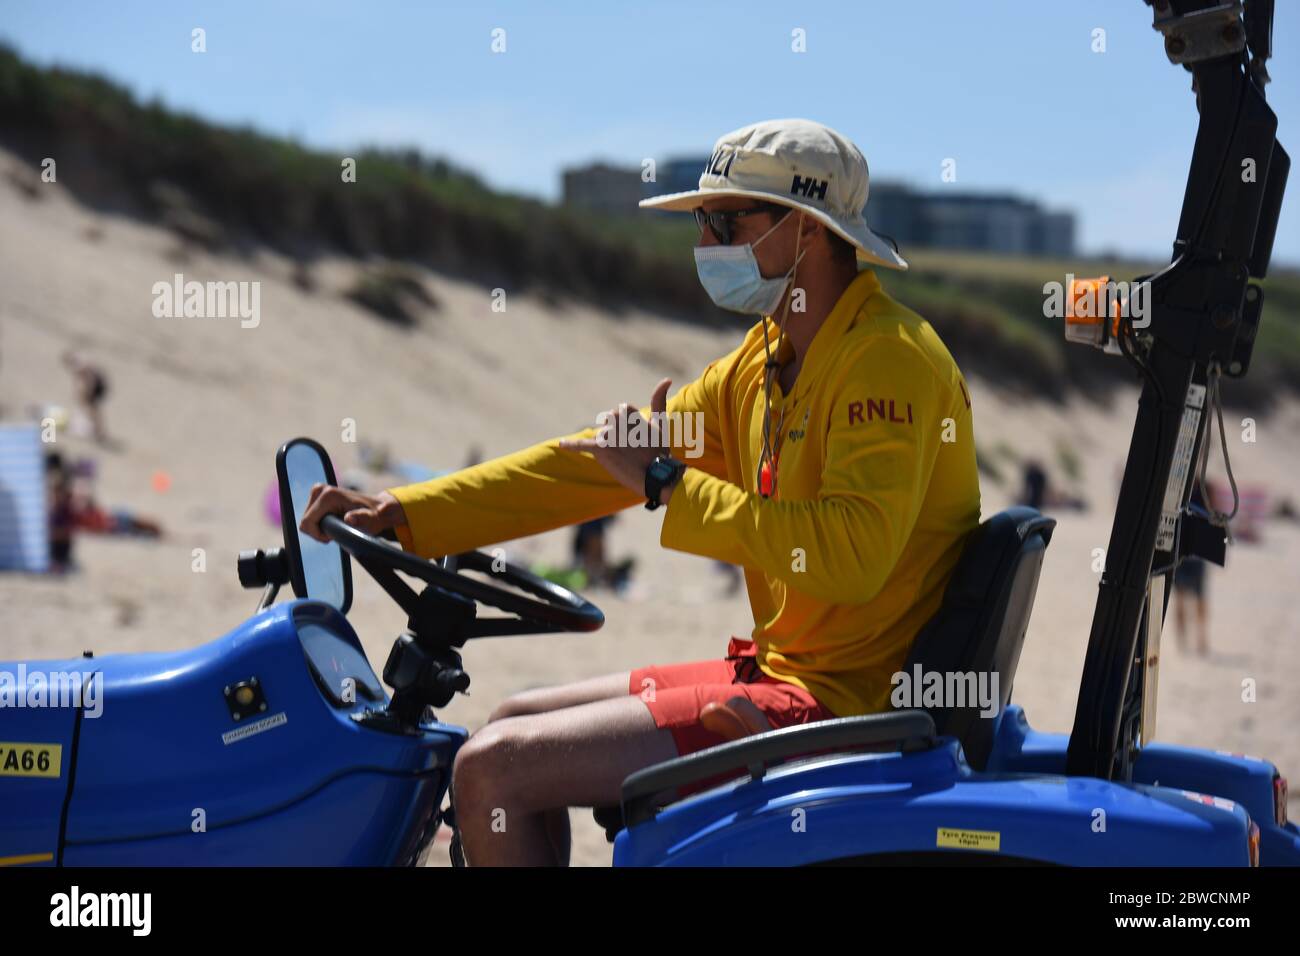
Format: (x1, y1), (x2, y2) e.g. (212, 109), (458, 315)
(4, 1), (1297, 263)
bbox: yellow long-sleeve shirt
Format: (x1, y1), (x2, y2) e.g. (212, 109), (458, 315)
(390, 268), (981, 718)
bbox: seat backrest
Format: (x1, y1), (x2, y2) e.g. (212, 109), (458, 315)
(901, 506), (1055, 770)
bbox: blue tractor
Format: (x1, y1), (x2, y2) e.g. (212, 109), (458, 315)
(1, 0), (1296, 866)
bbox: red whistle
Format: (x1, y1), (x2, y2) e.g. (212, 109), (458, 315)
(760, 459), (776, 497)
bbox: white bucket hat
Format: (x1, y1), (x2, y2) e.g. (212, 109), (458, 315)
(639, 118), (907, 271)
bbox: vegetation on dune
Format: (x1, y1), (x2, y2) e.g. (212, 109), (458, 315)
(2, 44), (1297, 405)
(0, 44), (715, 324)
(344, 264), (440, 328)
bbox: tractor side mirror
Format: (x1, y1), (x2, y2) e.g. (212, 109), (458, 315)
(276, 437), (353, 614)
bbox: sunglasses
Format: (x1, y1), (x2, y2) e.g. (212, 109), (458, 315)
(693, 203), (781, 245)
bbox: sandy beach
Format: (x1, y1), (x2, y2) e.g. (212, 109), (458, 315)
(3, 151), (1297, 866)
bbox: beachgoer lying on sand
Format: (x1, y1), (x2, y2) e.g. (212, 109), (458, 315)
(300, 120), (981, 865)
(70, 492), (164, 538)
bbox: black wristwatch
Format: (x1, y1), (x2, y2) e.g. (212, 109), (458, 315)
(644, 455), (686, 511)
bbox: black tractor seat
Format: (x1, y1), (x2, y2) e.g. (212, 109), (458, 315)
(900, 505), (1054, 770)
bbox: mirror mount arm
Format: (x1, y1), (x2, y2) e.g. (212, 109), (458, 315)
(257, 581), (280, 613)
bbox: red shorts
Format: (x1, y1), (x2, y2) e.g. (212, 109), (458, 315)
(628, 637), (836, 762)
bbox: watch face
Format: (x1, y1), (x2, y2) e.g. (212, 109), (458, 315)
(645, 457), (681, 510)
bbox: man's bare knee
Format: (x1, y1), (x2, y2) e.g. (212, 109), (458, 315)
(452, 725), (511, 807)
(456, 698), (675, 814)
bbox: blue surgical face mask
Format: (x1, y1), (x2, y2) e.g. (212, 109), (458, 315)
(694, 210), (805, 315)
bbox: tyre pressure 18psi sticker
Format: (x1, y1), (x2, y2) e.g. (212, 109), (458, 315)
(936, 827), (1000, 851)
(0, 742), (62, 778)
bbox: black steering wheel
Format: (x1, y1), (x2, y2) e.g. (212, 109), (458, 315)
(319, 514), (603, 639)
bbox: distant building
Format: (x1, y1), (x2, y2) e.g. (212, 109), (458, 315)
(561, 162), (644, 215)
(563, 159), (1076, 257)
(646, 157), (710, 201)
(562, 156), (711, 215)
(867, 182), (1075, 258)
(1032, 211), (1077, 258)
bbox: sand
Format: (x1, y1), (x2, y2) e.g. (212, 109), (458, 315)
(2, 150), (1297, 866)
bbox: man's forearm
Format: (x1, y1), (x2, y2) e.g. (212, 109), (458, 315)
(388, 432), (640, 557)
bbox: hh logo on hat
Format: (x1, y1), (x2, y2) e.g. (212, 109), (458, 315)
(791, 175), (828, 201)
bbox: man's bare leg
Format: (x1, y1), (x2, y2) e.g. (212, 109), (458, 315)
(483, 671), (633, 864)
(453, 695), (677, 866)
(487, 671), (633, 724)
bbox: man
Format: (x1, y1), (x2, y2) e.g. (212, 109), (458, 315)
(301, 119), (981, 865)
(63, 351), (109, 443)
